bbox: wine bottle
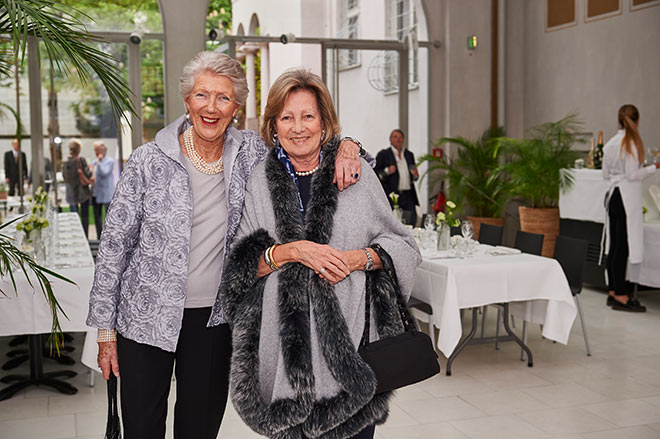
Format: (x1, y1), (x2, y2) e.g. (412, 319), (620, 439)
(594, 130), (604, 169)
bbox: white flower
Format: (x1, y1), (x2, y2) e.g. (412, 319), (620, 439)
(435, 212), (446, 225)
(446, 200), (456, 209)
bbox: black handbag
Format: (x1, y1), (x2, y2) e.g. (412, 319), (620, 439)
(105, 374), (122, 439)
(358, 252), (440, 394)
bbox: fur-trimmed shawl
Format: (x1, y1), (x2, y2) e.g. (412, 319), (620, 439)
(220, 139), (421, 438)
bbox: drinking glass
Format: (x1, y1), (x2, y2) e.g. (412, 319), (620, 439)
(461, 220), (474, 241)
(423, 214), (435, 231)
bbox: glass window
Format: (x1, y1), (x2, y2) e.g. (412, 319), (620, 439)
(385, 0), (418, 92)
(338, 0), (360, 69)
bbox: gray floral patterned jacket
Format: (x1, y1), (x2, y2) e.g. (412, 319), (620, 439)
(86, 115), (268, 352)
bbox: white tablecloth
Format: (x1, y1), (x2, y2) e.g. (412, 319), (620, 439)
(0, 213), (97, 371)
(412, 247), (577, 357)
(559, 168), (660, 222)
(628, 222), (660, 288)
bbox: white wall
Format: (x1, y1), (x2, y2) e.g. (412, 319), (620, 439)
(518, 2), (660, 147)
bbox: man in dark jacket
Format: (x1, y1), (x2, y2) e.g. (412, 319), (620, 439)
(374, 129), (419, 226)
(4, 138), (28, 196)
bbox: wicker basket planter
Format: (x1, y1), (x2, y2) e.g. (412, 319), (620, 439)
(518, 207), (559, 257)
(466, 216), (505, 241)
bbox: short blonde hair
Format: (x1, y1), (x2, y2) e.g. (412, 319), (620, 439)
(260, 69), (340, 148)
(93, 141), (107, 152)
(179, 51), (249, 106)
(69, 139), (82, 155)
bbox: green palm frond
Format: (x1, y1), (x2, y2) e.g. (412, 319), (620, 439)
(496, 114), (584, 208)
(418, 127), (509, 217)
(0, 0), (136, 125)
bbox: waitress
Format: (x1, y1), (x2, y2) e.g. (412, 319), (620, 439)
(602, 104), (660, 312)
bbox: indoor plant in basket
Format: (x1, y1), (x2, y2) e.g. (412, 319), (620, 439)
(495, 114), (584, 256)
(418, 126), (509, 239)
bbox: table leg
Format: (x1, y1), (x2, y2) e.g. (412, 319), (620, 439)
(446, 308), (479, 376)
(501, 303), (533, 367)
(0, 334), (78, 401)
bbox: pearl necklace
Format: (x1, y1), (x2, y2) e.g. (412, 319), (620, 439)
(295, 165), (319, 177)
(183, 126), (224, 175)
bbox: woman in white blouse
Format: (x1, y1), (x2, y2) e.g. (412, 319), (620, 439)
(602, 104), (660, 312)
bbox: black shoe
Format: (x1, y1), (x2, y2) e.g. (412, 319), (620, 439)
(607, 296), (614, 306)
(612, 298), (646, 313)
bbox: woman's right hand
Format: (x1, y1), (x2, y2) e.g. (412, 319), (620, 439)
(274, 241), (351, 284)
(98, 341), (120, 380)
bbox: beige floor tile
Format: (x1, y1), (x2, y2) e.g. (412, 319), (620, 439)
(649, 423), (660, 432)
(459, 389), (550, 415)
(0, 395), (48, 421)
(421, 374), (496, 398)
(580, 425), (660, 439)
(48, 392), (107, 416)
(399, 396), (485, 424)
(644, 395), (660, 408)
(582, 399), (660, 427)
(0, 414), (76, 439)
(74, 410), (106, 437)
(517, 407), (616, 435)
(380, 403), (419, 428)
(378, 422), (468, 439)
(521, 383), (609, 408)
(450, 414), (546, 439)
(581, 374), (660, 400)
(391, 381), (435, 401)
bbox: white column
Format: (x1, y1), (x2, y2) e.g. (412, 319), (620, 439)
(260, 44), (270, 118)
(245, 49), (258, 131)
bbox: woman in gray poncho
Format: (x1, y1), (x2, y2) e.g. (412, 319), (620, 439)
(220, 70), (421, 439)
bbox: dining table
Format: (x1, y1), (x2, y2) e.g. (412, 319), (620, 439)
(412, 241), (577, 375)
(0, 212), (95, 400)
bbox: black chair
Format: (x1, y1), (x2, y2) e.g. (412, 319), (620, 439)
(450, 226), (462, 236)
(514, 230), (544, 255)
(478, 223), (503, 246)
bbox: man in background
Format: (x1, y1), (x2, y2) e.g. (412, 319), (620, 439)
(375, 129), (419, 226)
(4, 138), (28, 196)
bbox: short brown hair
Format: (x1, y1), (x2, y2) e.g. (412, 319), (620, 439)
(260, 69), (340, 148)
(69, 138), (82, 155)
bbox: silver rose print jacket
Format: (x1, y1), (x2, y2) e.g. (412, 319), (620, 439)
(86, 115), (268, 352)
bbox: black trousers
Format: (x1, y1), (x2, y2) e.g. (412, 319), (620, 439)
(398, 189), (418, 226)
(91, 196), (108, 240)
(607, 188), (629, 296)
(117, 308), (232, 439)
(75, 199), (90, 239)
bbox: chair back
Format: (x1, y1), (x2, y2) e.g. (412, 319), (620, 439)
(450, 226), (462, 236)
(553, 235), (587, 296)
(478, 223), (503, 246)
(514, 230), (544, 255)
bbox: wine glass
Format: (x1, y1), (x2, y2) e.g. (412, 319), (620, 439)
(461, 220), (474, 241)
(423, 214), (435, 231)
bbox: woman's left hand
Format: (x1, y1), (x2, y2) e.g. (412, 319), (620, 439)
(334, 139), (362, 191)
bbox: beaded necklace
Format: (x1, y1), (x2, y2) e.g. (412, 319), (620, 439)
(183, 126), (224, 175)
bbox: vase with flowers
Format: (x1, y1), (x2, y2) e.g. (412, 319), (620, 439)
(436, 200), (460, 250)
(389, 192), (403, 222)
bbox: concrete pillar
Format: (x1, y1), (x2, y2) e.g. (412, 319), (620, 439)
(260, 44), (270, 118)
(158, 0), (209, 125)
(242, 45), (258, 131)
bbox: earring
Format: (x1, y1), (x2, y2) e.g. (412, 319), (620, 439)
(185, 112), (190, 121)
(232, 117), (238, 124)
(321, 129), (327, 143)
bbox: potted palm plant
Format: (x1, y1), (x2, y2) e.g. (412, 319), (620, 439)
(495, 114), (584, 256)
(418, 126), (510, 239)
(0, 0), (135, 346)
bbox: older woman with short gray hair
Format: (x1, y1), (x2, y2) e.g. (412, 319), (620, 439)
(86, 51), (365, 439)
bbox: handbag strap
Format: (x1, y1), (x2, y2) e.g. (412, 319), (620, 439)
(106, 374), (119, 429)
(360, 244), (416, 348)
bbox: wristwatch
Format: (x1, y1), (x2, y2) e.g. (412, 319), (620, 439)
(342, 137), (366, 157)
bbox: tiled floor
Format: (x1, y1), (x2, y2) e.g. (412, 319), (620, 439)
(2, 286), (660, 438)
